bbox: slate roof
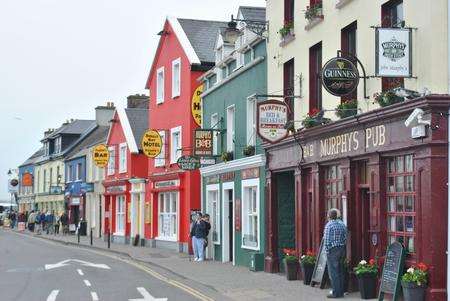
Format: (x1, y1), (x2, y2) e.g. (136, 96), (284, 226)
(239, 6), (266, 22)
(125, 108), (148, 150)
(66, 125), (110, 160)
(178, 19), (229, 64)
(46, 120), (96, 140)
(19, 148), (45, 167)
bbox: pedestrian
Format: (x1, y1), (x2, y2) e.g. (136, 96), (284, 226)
(9, 211), (16, 229)
(190, 212), (208, 262)
(40, 211), (46, 234)
(54, 212), (60, 235)
(202, 214), (211, 256)
(60, 212), (69, 235)
(27, 210), (35, 232)
(35, 211), (42, 234)
(46, 211), (55, 234)
(324, 208), (348, 299)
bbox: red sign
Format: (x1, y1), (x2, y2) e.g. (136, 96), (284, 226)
(235, 198), (241, 232)
(22, 173), (33, 186)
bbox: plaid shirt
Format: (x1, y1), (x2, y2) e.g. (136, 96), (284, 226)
(324, 219), (347, 253)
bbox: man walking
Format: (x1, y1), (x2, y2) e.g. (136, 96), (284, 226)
(324, 208), (347, 299)
(190, 213), (207, 262)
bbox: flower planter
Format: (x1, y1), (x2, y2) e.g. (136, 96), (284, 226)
(402, 281), (427, 301)
(301, 263), (314, 285)
(284, 259), (299, 281)
(357, 274), (377, 299)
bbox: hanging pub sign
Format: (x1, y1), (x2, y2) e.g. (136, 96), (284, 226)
(376, 27), (412, 77)
(194, 129), (213, 156)
(257, 100), (289, 144)
(22, 173), (33, 186)
(177, 155), (201, 171)
(321, 57), (360, 96)
(141, 129), (163, 158)
(92, 144), (109, 168)
(191, 84), (203, 127)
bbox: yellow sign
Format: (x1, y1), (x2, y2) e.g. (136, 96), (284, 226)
(141, 129), (162, 158)
(191, 85), (203, 126)
(92, 144), (109, 167)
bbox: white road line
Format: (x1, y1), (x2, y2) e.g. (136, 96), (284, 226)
(46, 290), (59, 301)
(84, 279), (92, 287)
(91, 292), (99, 301)
(77, 269), (84, 276)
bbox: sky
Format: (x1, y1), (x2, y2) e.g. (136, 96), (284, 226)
(0, 0), (266, 200)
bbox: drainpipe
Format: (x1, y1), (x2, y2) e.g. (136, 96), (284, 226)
(447, 2), (450, 299)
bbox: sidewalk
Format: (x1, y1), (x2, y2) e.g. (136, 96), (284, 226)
(16, 230), (366, 301)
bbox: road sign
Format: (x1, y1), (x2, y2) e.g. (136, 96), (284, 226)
(141, 130), (162, 158)
(93, 144), (109, 167)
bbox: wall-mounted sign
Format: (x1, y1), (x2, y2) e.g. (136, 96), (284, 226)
(200, 157), (216, 166)
(241, 168), (260, 180)
(205, 175), (219, 185)
(194, 129), (213, 156)
(22, 173), (33, 186)
(257, 100), (289, 144)
(141, 129), (163, 158)
(106, 185), (126, 194)
(154, 180), (179, 189)
(177, 156), (201, 171)
(71, 197), (81, 205)
(376, 27), (412, 77)
(80, 183), (94, 193)
(92, 144), (109, 168)
(191, 85), (203, 126)
(220, 172), (235, 182)
(321, 57), (359, 96)
(49, 186), (62, 195)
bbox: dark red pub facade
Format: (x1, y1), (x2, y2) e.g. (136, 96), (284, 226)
(264, 96), (448, 300)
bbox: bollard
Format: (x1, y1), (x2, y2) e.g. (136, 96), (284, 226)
(90, 229), (93, 246)
(107, 231), (111, 249)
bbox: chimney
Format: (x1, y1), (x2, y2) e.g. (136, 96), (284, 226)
(44, 128), (54, 137)
(95, 102), (116, 126)
(127, 94), (149, 109)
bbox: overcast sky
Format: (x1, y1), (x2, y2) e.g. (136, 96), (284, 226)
(0, 0), (266, 200)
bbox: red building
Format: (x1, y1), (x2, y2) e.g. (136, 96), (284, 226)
(144, 17), (226, 252)
(103, 96), (149, 245)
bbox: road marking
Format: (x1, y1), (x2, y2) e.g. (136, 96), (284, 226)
(45, 259), (71, 270)
(77, 269), (84, 276)
(129, 287), (167, 301)
(46, 290), (59, 301)
(45, 259), (110, 270)
(84, 279), (92, 287)
(91, 292), (99, 301)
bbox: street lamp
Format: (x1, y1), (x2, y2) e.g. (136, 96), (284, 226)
(227, 14), (269, 38)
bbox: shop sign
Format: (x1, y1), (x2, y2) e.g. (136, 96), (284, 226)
(141, 129), (163, 158)
(241, 168), (260, 180)
(92, 144), (109, 168)
(379, 242), (406, 300)
(191, 85), (203, 126)
(154, 180), (179, 189)
(106, 185), (126, 194)
(310, 238), (328, 288)
(177, 156), (200, 171)
(49, 186), (62, 195)
(257, 100), (288, 144)
(220, 172), (235, 182)
(206, 175), (219, 185)
(235, 198), (241, 231)
(194, 130), (213, 156)
(71, 197), (80, 205)
(22, 173), (33, 187)
(200, 157), (216, 166)
(376, 27), (412, 77)
(321, 57), (359, 96)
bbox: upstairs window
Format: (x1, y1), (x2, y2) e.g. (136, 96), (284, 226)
(54, 137), (62, 154)
(68, 165), (73, 182)
(211, 114), (220, 156)
(235, 35), (245, 68)
(170, 126), (182, 164)
(284, 58), (295, 120)
(119, 143), (127, 173)
(226, 105), (235, 153)
(284, 0), (294, 24)
(76, 163), (82, 181)
(172, 58), (181, 98)
(309, 42), (322, 113)
(341, 22), (357, 103)
(44, 142), (49, 156)
(155, 131), (166, 167)
(156, 67), (165, 104)
(246, 97), (256, 147)
(107, 147), (116, 176)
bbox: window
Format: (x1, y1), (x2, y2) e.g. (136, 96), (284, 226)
(68, 165), (72, 182)
(309, 43), (322, 113)
(43, 169), (47, 192)
(211, 114), (220, 156)
(387, 154), (415, 253)
(158, 192), (178, 240)
(44, 142), (49, 156)
(107, 147), (115, 176)
(155, 131), (166, 167)
(119, 143), (127, 173)
(76, 163), (82, 181)
(170, 126), (182, 164)
(235, 35), (245, 68)
(341, 22), (357, 103)
(284, 58), (295, 120)
(242, 180), (259, 249)
(226, 106), (235, 152)
(49, 168), (53, 187)
(56, 166), (60, 184)
(284, 0), (294, 25)
(325, 165), (344, 211)
(116, 195), (125, 234)
(247, 96), (256, 146)
(54, 137), (62, 154)
(36, 171), (40, 193)
(156, 67), (165, 104)
(208, 189), (220, 244)
(172, 58), (181, 98)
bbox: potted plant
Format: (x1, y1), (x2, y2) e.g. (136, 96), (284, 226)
(401, 262), (428, 301)
(300, 250), (316, 285)
(304, 2), (323, 22)
(243, 145), (255, 157)
(373, 91), (404, 107)
(283, 248), (299, 281)
(221, 151), (233, 162)
(353, 259), (378, 299)
(335, 100), (358, 119)
(302, 108), (330, 129)
(279, 21), (294, 38)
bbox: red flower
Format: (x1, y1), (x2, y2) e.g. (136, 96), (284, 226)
(369, 259), (376, 266)
(283, 248), (297, 256)
(309, 108), (320, 117)
(417, 262), (428, 272)
(306, 250), (315, 257)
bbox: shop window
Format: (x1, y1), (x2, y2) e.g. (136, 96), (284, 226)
(156, 67), (165, 104)
(171, 58), (181, 98)
(116, 196), (125, 234)
(309, 43), (322, 113)
(341, 21), (357, 103)
(211, 114), (220, 156)
(387, 154), (415, 253)
(283, 58), (295, 120)
(107, 147), (116, 176)
(170, 126), (182, 164)
(119, 143), (127, 173)
(226, 106), (235, 153)
(325, 165), (343, 211)
(154, 131), (166, 167)
(246, 96), (256, 147)
(158, 192), (178, 240)
(242, 180), (259, 249)
(208, 189), (220, 244)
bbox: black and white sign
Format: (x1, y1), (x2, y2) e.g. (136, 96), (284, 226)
(257, 100), (288, 144)
(376, 27), (412, 77)
(321, 57), (359, 96)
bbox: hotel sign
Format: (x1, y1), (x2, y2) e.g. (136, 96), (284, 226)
(321, 57), (359, 96)
(194, 129), (213, 156)
(142, 129), (163, 158)
(376, 28), (412, 77)
(257, 100), (289, 144)
(191, 85), (203, 126)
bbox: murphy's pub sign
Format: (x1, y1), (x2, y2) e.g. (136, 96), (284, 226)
(376, 27), (412, 77)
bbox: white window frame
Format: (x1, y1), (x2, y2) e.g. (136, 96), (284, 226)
(154, 131), (166, 167)
(107, 146), (115, 176)
(226, 105), (235, 153)
(241, 178), (260, 250)
(55, 137), (62, 154)
(156, 66), (165, 104)
(115, 195), (125, 235)
(157, 191), (178, 241)
(170, 126), (182, 164)
(76, 163), (82, 181)
(235, 34), (245, 69)
(246, 96), (257, 147)
(206, 185), (220, 245)
(211, 113), (219, 156)
(171, 58), (181, 98)
(119, 143), (127, 173)
(44, 142), (49, 156)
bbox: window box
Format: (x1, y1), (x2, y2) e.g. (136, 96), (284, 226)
(335, 0), (354, 9)
(374, 90), (404, 107)
(243, 145), (255, 157)
(304, 3), (324, 30)
(302, 109), (331, 129)
(279, 22), (295, 47)
(335, 99), (358, 119)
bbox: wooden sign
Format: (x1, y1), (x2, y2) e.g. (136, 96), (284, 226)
(22, 173), (33, 186)
(92, 144), (109, 167)
(220, 172), (235, 182)
(194, 129), (213, 156)
(378, 242), (405, 301)
(191, 84), (203, 126)
(141, 129), (162, 158)
(310, 238), (328, 288)
(235, 198), (241, 231)
(257, 100), (289, 144)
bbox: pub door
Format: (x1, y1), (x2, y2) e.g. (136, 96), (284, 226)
(359, 188), (371, 259)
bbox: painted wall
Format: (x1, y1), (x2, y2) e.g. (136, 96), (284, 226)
(65, 156), (86, 184)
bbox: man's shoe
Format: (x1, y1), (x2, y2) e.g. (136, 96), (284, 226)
(326, 294), (342, 299)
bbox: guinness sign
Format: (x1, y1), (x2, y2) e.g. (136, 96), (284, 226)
(321, 57), (359, 97)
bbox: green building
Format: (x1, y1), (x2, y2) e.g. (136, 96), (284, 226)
(199, 6), (266, 270)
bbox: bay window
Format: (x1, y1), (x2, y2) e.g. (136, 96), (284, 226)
(116, 195), (125, 235)
(242, 179), (259, 249)
(158, 192), (178, 240)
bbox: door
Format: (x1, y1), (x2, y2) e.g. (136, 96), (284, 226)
(222, 183), (234, 263)
(360, 188), (371, 259)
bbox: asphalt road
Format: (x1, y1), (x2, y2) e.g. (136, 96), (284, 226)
(0, 230), (200, 301)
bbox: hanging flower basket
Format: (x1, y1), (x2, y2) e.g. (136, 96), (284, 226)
(373, 91), (404, 107)
(335, 100), (358, 119)
(221, 151), (233, 162)
(401, 263), (428, 301)
(242, 145), (255, 157)
(302, 108), (331, 129)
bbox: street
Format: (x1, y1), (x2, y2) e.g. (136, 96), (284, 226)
(0, 230), (199, 301)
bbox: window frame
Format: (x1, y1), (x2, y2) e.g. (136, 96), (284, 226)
(107, 146), (116, 176)
(324, 165), (344, 212)
(156, 66), (165, 104)
(154, 131), (166, 167)
(115, 195), (125, 235)
(119, 143), (127, 173)
(207, 185), (220, 245)
(170, 126), (182, 164)
(171, 58), (181, 98)
(211, 113), (220, 156)
(226, 105), (235, 153)
(76, 163), (82, 181)
(157, 191), (178, 241)
(241, 178), (260, 250)
(246, 96), (257, 147)
(309, 42), (323, 113)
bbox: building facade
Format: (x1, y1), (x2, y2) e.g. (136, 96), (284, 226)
(17, 149), (43, 213)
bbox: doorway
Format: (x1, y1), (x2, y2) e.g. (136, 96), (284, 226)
(359, 188), (371, 259)
(222, 182), (234, 263)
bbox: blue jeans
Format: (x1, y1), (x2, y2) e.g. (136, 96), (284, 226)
(192, 237), (205, 260)
(327, 246), (346, 297)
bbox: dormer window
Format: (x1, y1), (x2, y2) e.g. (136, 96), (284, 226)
(54, 137), (62, 154)
(215, 46), (223, 64)
(235, 35), (245, 68)
(44, 142), (50, 156)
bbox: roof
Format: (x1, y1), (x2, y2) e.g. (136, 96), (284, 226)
(238, 6), (266, 22)
(19, 148), (44, 167)
(45, 119), (96, 140)
(125, 108), (149, 151)
(177, 18), (229, 64)
(66, 125), (110, 160)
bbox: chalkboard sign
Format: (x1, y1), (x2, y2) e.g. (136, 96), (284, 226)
(378, 242), (405, 301)
(310, 239), (328, 288)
